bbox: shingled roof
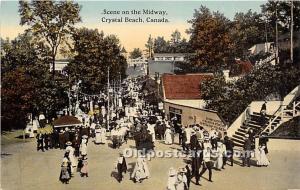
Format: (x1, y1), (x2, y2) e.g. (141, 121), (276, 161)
(53, 115), (82, 127)
(162, 73), (213, 99)
(230, 60), (253, 77)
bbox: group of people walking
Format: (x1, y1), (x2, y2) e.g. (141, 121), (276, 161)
(35, 76), (270, 189)
(59, 135), (89, 184)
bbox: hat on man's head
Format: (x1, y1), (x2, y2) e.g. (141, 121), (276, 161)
(82, 135), (88, 139)
(178, 167), (187, 173)
(168, 167), (177, 176)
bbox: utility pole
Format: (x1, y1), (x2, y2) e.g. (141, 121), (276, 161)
(291, 0), (294, 63)
(68, 75), (71, 116)
(275, 3), (279, 64)
(107, 67), (110, 130)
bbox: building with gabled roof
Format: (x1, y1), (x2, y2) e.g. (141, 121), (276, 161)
(160, 73), (227, 132)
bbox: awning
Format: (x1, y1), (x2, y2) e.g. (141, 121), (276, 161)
(53, 115), (82, 127)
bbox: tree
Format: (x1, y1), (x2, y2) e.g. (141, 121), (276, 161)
(145, 35), (154, 58)
(170, 29), (181, 44)
(1, 32), (68, 130)
(261, 1), (300, 36)
(201, 63), (300, 124)
(19, 0), (81, 78)
(66, 28), (127, 94)
(230, 10), (266, 59)
(129, 48), (143, 59)
(153, 36), (168, 53)
(187, 6), (234, 72)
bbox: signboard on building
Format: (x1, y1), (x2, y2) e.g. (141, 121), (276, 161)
(198, 117), (227, 132)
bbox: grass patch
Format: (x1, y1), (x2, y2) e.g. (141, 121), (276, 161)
(1, 130), (34, 146)
(272, 116), (300, 137)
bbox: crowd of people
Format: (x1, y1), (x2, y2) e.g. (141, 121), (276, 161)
(33, 76), (270, 188)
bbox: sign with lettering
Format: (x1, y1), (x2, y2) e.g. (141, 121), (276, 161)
(198, 117), (227, 132)
(169, 107), (182, 114)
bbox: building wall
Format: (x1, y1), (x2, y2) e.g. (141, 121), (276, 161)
(264, 138), (300, 151)
(164, 102), (227, 133)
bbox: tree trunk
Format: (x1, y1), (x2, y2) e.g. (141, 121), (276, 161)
(52, 54), (55, 79)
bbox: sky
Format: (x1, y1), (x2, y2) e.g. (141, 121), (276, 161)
(0, 1), (266, 52)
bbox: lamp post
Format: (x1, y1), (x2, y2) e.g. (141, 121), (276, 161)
(107, 67), (110, 130)
(291, 0), (294, 63)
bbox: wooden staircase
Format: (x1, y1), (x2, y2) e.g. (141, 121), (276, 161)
(231, 112), (280, 147)
(231, 99), (300, 147)
(228, 85), (300, 147)
(261, 97), (300, 135)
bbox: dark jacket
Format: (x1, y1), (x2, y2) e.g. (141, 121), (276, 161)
(243, 138), (252, 151)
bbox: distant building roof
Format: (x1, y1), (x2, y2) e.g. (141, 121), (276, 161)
(154, 53), (187, 57)
(248, 42), (274, 55)
(230, 60), (253, 77)
(162, 73), (213, 99)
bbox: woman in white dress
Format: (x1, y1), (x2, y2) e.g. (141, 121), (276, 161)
(80, 138), (88, 156)
(131, 157), (150, 183)
(66, 142), (77, 174)
(99, 126), (107, 144)
(214, 141), (226, 170)
(167, 167), (177, 190)
(94, 126), (102, 144)
(256, 144), (270, 166)
(164, 126), (173, 145)
(147, 123), (156, 142)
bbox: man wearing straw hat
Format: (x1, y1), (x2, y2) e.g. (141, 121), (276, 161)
(177, 167), (188, 190)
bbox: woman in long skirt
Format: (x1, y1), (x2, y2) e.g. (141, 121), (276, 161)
(94, 127), (102, 144)
(59, 158), (71, 184)
(80, 137), (88, 156)
(99, 126), (107, 144)
(257, 144), (270, 167)
(131, 157), (150, 183)
(214, 141), (226, 170)
(164, 127), (173, 145)
(167, 167), (177, 190)
(65, 142), (77, 175)
(80, 157), (89, 177)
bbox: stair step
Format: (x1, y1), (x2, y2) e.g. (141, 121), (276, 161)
(247, 123), (262, 129)
(233, 141), (244, 147)
(252, 112), (272, 118)
(232, 136), (245, 144)
(233, 134), (245, 140)
(235, 131), (246, 136)
(237, 128), (247, 133)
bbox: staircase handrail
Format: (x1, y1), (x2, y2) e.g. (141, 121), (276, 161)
(260, 85), (300, 135)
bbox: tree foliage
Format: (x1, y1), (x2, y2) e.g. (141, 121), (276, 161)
(18, 0), (81, 75)
(145, 35), (154, 58)
(187, 6), (234, 72)
(261, 1), (300, 37)
(230, 10), (266, 59)
(66, 28), (127, 94)
(129, 48), (143, 59)
(153, 31), (191, 54)
(1, 32), (68, 130)
(201, 63), (300, 124)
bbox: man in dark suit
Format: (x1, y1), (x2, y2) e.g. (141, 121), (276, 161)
(243, 134), (252, 167)
(191, 147), (203, 185)
(224, 136), (234, 167)
(116, 153), (127, 183)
